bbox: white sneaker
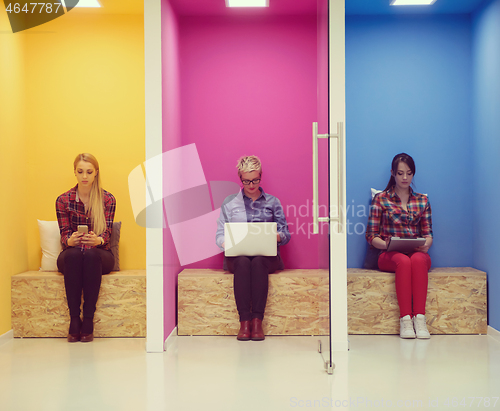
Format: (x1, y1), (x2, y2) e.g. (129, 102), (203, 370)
(400, 315), (416, 339)
(413, 314), (431, 339)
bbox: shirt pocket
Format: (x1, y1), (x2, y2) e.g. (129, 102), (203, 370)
(386, 207), (402, 225)
(407, 211), (421, 226)
(262, 207), (273, 222)
(229, 207), (247, 222)
(248, 207), (271, 222)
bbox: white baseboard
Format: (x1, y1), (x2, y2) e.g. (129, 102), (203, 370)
(488, 325), (500, 344)
(0, 330), (13, 347)
(164, 326), (177, 352)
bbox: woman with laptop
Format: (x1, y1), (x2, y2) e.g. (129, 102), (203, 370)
(216, 155), (291, 341)
(365, 153), (433, 339)
(56, 153), (116, 343)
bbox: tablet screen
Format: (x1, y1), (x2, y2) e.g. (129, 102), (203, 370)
(387, 237), (426, 253)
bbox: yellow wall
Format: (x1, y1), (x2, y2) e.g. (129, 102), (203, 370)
(0, 10), (29, 335)
(24, 11), (146, 272)
(0, 5), (145, 335)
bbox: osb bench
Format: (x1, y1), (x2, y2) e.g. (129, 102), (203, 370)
(178, 269), (329, 336)
(11, 270), (146, 338)
(349, 267), (487, 335)
(177, 267), (487, 336)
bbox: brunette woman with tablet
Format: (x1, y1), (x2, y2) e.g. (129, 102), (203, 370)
(366, 153), (433, 339)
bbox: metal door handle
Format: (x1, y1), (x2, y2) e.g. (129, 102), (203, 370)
(312, 121), (344, 234)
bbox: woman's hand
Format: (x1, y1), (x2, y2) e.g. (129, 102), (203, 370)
(80, 231), (101, 247)
(67, 231), (84, 247)
(371, 237), (389, 250)
(415, 237), (433, 253)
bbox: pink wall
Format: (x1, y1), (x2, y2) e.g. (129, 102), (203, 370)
(177, 14), (324, 269)
(317, 0), (330, 269)
(161, 0), (182, 339)
(161, 4), (329, 340)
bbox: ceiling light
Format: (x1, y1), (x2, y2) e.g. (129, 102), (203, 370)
(226, 0), (269, 7)
(74, 0), (101, 7)
(391, 0), (436, 5)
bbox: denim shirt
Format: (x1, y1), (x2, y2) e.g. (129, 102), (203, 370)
(215, 188), (291, 252)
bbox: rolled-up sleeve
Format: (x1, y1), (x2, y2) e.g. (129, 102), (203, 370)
(273, 198), (291, 246)
(100, 192), (116, 247)
(365, 194), (382, 245)
(215, 204), (229, 251)
(56, 195), (72, 247)
(420, 198), (433, 238)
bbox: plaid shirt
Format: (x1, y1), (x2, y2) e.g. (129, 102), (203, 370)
(366, 187), (433, 245)
(56, 185), (116, 251)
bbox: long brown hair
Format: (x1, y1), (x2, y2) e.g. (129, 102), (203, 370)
(73, 153), (106, 235)
(384, 153), (416, 192)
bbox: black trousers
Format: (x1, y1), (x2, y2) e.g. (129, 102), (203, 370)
(57, 248), (115, 318)
(226, 255), (281, 322)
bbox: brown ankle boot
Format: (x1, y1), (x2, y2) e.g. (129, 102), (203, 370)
(237, 320), (252, 341)
(251, 318), (265, 341)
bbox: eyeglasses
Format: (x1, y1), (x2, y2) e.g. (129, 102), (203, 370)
(241, 178), (261, 185)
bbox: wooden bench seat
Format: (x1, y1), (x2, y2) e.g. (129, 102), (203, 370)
(348, 267), (487, 335)
(178, 269), (329, 336)
(11, 270), (146, 338)
(177, 267), (487, 336)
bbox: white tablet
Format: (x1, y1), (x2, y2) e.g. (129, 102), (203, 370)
(224, 222), (277, 257)
(387, 237), (426, 253)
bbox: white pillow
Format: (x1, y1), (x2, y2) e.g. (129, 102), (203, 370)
(37, 220), (62, 271)
(371, 188), (383, 199)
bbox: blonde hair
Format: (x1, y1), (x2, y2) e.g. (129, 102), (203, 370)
(74, 153), (106, 236)
(236, 155), (262, 178)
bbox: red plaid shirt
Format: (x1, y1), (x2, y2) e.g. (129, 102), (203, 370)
(56, 185), (116, 251)
(366, 187), (433, 245)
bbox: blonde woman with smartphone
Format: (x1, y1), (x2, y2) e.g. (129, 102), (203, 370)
(56, 153), (116, 343)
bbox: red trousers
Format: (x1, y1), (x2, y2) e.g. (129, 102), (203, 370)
(378, 251), (432, 318)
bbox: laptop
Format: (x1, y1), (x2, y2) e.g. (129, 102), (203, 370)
(387, 237), (426, 253)
(224, 222), (277, 257)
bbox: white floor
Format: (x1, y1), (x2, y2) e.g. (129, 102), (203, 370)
(1, 333), (500, 411)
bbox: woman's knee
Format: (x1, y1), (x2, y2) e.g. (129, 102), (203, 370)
(251, 256), (279, 277)
(251, 256), (268, 267)
(83, 248), (101, 262)
(233, 256), (251, 271)
(62, 248), (84, 262)
(81, 249), (104, 275)
(379, 252), (411, 272)
(234, 256), (250, 264)
(410, 252), (431, 269)
(57, 248), (83, 273)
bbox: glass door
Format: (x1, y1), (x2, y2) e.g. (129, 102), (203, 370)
(314, 0), (348, 372)
(315, 0), (332, 371)
(162, 0), (345, 356)
(328, 0), (348, 356)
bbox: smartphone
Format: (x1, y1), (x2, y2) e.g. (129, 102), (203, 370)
(77, 225), (88, 234)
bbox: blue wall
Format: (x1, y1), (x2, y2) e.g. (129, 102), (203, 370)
(346, 15), (474, 268)
(472, 0), (500, 329)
